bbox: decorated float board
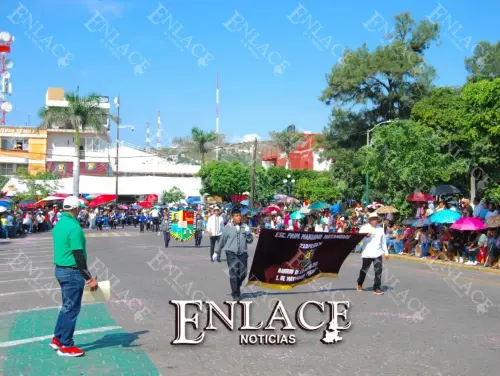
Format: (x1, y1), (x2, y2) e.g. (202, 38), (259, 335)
(169, 208), (195, 242)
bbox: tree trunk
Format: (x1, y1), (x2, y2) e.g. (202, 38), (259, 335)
(72, 128), (80, 197)
(470, 168), (476, 202)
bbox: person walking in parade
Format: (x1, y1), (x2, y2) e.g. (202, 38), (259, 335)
(194, 212), (204, 247)
(214, 208), (253, 300)
(49, 196), (99, 357)
(357, 212), (389, 295)
(160, 212), (171, 248)
(206, 206), (224, 262)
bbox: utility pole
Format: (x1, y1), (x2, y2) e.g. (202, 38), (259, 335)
(250, 137), (258, 207)
(114, 97), (120, 197)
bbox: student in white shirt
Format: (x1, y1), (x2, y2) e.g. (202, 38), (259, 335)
(206, 206), (224, 262)
(356, 212), (389, 295)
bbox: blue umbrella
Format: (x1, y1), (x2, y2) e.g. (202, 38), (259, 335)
(412, 217), (432, 227)
(290, 211), (305, 220)
(0, 201), (11, 208)
(240, 200), (249, 206)
(430, 209), (461, 224)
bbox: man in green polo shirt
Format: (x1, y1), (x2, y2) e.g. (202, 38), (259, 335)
(49, 196), (98, 357)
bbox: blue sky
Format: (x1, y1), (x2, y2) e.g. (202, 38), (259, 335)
(2, 0), (499, 146)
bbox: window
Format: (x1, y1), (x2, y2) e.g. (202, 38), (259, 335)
(84, 137), (106, 152)
(1, 138), (29, 150)
(0, 163), (29, 176)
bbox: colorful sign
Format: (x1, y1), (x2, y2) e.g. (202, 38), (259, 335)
(248, 230), (365, 290)
(46, 162), (109, 177)
(169, 208), (195, 242)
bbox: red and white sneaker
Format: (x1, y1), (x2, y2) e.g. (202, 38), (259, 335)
(49, 337), (62, 350)
(57, 346), (85, 357)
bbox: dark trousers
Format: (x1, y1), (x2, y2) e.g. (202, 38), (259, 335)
(357, 256), (383, 290)
(210, 236), (220, 260)
(195, 230), (202, 246)
(121, 219), (126, 229)
(54, 267), (85, 347)
(140, 223), (144, 232)
(163, 231), (170, 247)
(153, 218), (159, 232)
(226, 252), (248, 298)
(97, 223), (103, 231)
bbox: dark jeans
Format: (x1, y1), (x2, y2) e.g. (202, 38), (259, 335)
(163, 231), (170, 247)
(357, 256), (383, 290)
(153, 218), (159, 232)
(195, 230), (202, 246)
(210, 236), (220, 260)
(226, 252), (248, 298)
(140, 223), (145, 232)
(54, 267), (85, 347)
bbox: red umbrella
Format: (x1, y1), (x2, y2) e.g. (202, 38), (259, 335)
(406, 192), (435, 202)
(262, 205), (281, 213)
(138, 201), (153, 208)
(88, 194), (118, 208)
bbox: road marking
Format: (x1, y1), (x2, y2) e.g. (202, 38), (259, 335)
(0, 276), (54, 284)
(0, 303), (100, 316)
(0, 326), (122, 348)
(0, 288), (60, 297)
(0, 251), (53, 257)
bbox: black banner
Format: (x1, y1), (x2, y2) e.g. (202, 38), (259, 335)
(247, 229), (365, 290)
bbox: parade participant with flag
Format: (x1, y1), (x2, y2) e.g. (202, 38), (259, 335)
(357, 212), (389, 295)
(214, 208), (253, 300)
(49, 196), (98, 357)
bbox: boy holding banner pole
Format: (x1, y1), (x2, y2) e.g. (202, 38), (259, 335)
(214, 208), (254, 300)
(357, 212), (389, 295)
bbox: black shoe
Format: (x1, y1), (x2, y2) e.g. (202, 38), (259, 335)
(217, 259), (221, 262)
(231, 293), (240, 301)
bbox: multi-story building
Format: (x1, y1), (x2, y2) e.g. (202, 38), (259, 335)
(0, 87), (202, 198)
(261, 132), (331, 171)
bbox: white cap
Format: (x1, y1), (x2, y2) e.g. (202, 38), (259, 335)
(368, 212), (379, 219)
(213, 206), (220, 211)
(63, 196), (80, 210)
(271, 211), (277, 215)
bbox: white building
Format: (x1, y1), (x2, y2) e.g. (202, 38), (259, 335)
(1, 88), (202, 198)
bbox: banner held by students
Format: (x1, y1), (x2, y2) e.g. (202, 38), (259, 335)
(247, 229), (365, 290)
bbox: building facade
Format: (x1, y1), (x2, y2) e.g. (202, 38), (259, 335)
(261, 133), (331, 171)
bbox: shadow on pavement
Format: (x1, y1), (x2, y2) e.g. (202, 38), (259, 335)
(79, 330), (149, 352)
(239, 286), (395, 299)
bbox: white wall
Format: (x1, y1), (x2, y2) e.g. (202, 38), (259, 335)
(47, 133), (110, 162)
(313, 150), (331, 172)
(4, 176), (201, 197)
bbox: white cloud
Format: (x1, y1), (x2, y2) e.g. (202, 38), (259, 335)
(241, 134), (260, 142)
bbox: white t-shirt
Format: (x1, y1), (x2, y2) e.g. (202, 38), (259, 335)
(151, 209), (159, 218)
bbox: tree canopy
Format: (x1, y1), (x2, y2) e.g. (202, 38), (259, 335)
(161, 186), (185, 204)
(13, 168), (61, 202)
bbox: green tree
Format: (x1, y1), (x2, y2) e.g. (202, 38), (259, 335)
(161, 186), (185, 204)
(13, 168), (61, 202)
(320, 12), (439, 146)
(198, 161), (250, 199)
(190, 127), (218, 165)
(293, 176), (340, 202)
(465, 41), (500, 82)
(38, 88), (118, 196)
(269, 125), (304, 169)
(0, 175), (9, 194)
(364, 120), (468, 213)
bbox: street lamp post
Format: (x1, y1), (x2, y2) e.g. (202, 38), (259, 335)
(365, 120), (393, 206)
(283, 174), (295, 196)
(114, 97), (120, 197)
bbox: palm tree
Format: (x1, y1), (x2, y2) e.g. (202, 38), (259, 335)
(38, 88), (119, 196)
(191, 126), (217, 164)
(269, 125), (304, 169)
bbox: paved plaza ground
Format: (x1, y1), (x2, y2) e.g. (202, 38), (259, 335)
(0, 228), (499, 375)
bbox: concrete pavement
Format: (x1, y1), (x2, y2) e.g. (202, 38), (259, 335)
(0, 228), (499, 375)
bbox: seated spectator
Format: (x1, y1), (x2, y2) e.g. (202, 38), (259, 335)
(484, 228), (499, 268)
(484, 203), (498, 221)
(447, 230), (465, 262)
(392, 224), (405, 254)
